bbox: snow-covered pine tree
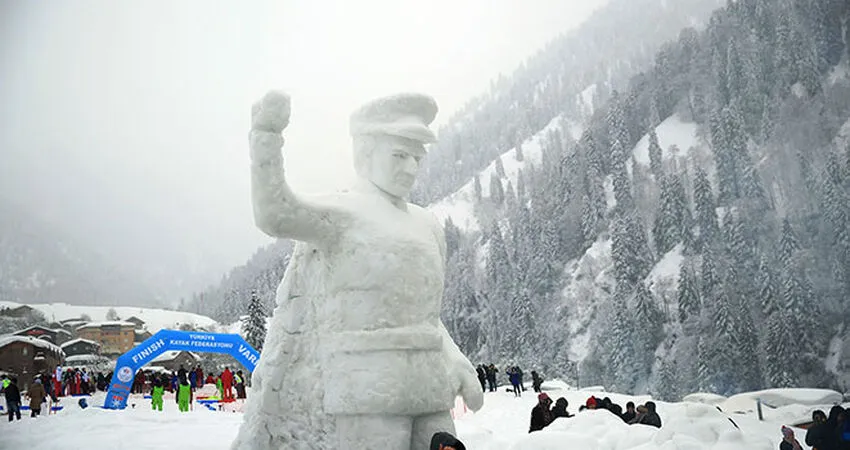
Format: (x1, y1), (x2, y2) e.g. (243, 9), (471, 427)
(655, 358), (681, 402)
(473, 175), (483, 202)
(610, 139), (634, 211)
(648, 128), (663, 181)
(633, 284), (664, 367)
(693, 168), (719, 252)
(653, 173), (690, 255)
(777, 218), (800, 267)
(677, 256), (701, 325)
(242, 290), (267, 352)
(758, 254), (779, 319)
(495, 156), (506, 178)
(489, 173), (505, 205)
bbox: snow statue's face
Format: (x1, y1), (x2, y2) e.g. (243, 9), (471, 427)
(354, 134), (425, 199)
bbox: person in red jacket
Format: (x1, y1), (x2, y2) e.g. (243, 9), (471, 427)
(205, 374), (215, 385)
(195, 367), (204, 387)
(221, 367), (234, 401)
(74, 370), (82, 395)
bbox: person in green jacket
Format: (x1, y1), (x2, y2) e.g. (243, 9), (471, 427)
(176, 376), (192, 412)
(151, 379), (164, 411)
(215, 375), (223, 399)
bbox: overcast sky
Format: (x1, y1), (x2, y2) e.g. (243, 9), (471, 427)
(0, 0), (603, 297)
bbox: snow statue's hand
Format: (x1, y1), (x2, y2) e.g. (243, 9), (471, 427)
(251, 90), (290, 134)
(451, 354), (484, 412)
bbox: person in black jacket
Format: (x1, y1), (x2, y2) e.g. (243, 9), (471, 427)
(638, 401), (662, 428)
(430, 431), (465, 450)
(4, 377), (21, 421)
(551, 397), (573, 421)
(531, 371), (544, 393)
(622, 401), (636, 423)
(529, 393), (553, 432)
(476, 365), (486, 393)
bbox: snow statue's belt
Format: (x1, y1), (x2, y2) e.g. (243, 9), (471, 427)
(320, 327), (455, 415)
(321, 327), (443, 353)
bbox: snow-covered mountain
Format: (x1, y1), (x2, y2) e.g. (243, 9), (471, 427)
(0, 198), (162, 307)
(0, 300), (218, 334)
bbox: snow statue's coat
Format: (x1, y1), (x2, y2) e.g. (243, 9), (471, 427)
(231, 91), (484, 450)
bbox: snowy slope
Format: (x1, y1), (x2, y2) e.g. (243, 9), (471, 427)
(632, 113), (704, 166)
(7, 383), (844, 450)
(0, 301), (217, 333)
(430, 114), (580, 231)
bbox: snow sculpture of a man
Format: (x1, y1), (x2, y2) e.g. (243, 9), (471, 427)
(231, 91), (484, 450)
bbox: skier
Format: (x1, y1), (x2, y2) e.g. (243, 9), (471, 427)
(189, 369), (198, 391)
(151, 379), (164, 412)
(234, 370), (246, 399)
(176, 376), (192, 412)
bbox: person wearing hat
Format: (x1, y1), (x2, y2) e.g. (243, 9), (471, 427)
(529, 392), (554, 432)
(780, 425), (803, 450)
(231, 91), (483, 450)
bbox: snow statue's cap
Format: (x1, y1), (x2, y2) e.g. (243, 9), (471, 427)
(349, 93), (438, 143)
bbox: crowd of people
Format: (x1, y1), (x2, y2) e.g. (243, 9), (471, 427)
(529, 394), (662, 433)
(1, 363), (251, 420)
(782, 406), (850, 450)
(476, 364), (532, 395)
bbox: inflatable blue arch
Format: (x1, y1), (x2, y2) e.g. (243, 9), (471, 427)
(103, 330), (260, 409)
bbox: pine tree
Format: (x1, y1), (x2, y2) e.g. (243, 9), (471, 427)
(473, 175), (483, 202)
(758, 254), (779, 318)
(608, 289), (639, 392)
(242, 290), (267, 351)
(515, 141), (525, 162)
(693, 168), (719, 252)
(495, 156), (506, 178)
(777, 218), (800, 267)
(653, 173), (690, 255)
(607, 91), (630, 155)
(648, 128), (663, 180)
(633, 284), (664, 363)
(489, 173), (505, 205)
(610, 139), (634, 211)
(656, 358), (681, 401)
(612, 212), (653, 288)
(677, 257), (701, 323)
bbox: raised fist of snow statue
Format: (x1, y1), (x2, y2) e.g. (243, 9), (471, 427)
(232, 91), (483, 450)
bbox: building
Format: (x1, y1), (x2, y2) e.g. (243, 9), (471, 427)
(60, 338), (101, 357)
(134, 329), (153, 344)
(124, 316), (146, 330)
(13, 325), (73, 345)
(76, 322), (136, 356)
(148, 351), (201, 372)
(0, 305), (35, 318)
(0, 335), (65, 391)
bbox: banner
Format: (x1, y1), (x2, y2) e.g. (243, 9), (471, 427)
(103, 330), (259, 410)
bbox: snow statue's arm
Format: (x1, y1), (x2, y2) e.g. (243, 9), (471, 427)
(250, 90), (342, 242)
(433, 213), (484, 412)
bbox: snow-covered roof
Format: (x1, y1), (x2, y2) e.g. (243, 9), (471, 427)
(0, 335), (65, 355)
(76, 321), (136, 330)
(60, 338), (100, 349)
(55, 329), (72, 336)
(150, 350), (201, 363)
(13, 325), (58, 335)
(65, 354), (109, 363)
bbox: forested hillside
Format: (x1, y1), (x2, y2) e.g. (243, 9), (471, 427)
(441, 0), (850, 397)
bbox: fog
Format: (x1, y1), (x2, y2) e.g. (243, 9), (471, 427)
(0, 0), (602, 300)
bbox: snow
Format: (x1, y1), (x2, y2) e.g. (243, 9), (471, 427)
(561, 238), (614, 361)
(632, 114), (702, 166)
(580, 84), (597, 114)
(9, 385), (843, 449)
(828, 61), (849, 84)
(151, 350), (201, 363)
(76, 321), (136, 330)
(0, 301), (218, 333)
(683, 392), (728, 406)
(0, 335), (64, 355)
(644, 244), (683, 297)
(60, 338), (99, 348)
(429, 115), (564, 232)
(720, 389), (844, 413)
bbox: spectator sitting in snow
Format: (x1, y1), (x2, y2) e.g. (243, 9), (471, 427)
(430, 431), (466, 450)
(629, 404), (647, 424)
(637, 401), (662, 428)
(621, 401), (636, 423)
(529, 393), (553, 432)
(551, 397), (573, 421)
(579, 396), (598, 412)
(780, 425), (803, 450)
(601, 397), (623, 417)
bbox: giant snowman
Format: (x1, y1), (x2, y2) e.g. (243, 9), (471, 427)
(231, 91), (484, 450)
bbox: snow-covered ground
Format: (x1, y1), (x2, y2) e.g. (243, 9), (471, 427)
(0, 301), (217, 333)
(6, 382), (842, 449)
